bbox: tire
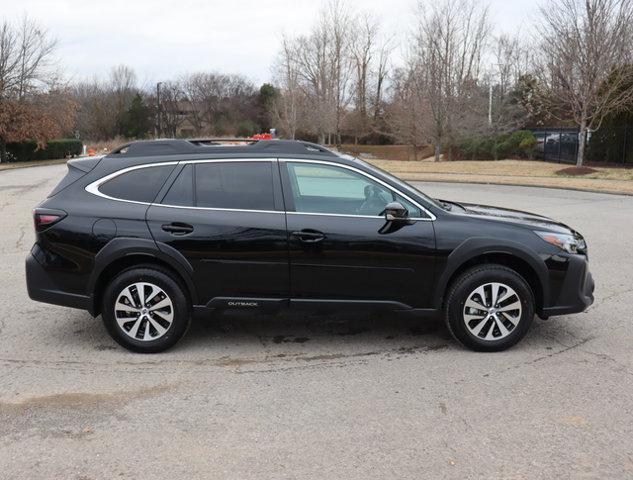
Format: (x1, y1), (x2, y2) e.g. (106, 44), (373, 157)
(102, 265), (191, 353)
(444, 264), (535, 352)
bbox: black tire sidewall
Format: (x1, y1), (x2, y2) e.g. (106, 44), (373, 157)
(446, 266), (534, 352)
(102, 267), (190, 353)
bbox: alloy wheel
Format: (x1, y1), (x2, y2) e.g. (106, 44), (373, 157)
(114, 282), (174, 341)
(463, 282), (522, 341)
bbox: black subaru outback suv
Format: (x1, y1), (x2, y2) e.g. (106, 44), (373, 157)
(26, 139), (594, 353)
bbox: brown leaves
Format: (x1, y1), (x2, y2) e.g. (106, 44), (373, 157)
(0, 91), (77, 147)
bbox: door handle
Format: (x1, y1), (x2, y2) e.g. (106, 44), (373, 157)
(161, 222), (194, 235)
(291, 229), (326, 243)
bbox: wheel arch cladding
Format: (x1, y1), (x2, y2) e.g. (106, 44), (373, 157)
(435, 237), (549, 312)
(89, 238), (197, 316)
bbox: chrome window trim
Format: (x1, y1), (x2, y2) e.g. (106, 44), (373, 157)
(84, 157), (437, 221)
(150, 203), (282, 215)
(282, 159), (436, 221)
(85, 161), (180, 206)
(84, 158), (278, 211)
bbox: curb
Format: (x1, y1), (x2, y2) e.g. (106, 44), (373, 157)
(0, 159), (67, 172)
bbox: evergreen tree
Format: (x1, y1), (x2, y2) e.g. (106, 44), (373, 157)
(121, 93), (152, 139)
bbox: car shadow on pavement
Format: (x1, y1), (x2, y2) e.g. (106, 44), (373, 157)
(54, 308), (455, 356)
(53, 308), (577, 359)
(175, 310), (458, 355)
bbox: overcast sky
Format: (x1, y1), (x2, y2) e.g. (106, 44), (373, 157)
(1, 0), (536, 87)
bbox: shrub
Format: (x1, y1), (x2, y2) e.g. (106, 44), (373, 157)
(236, 121), (258, 138)
(5, 139), (83, 163)
(455, 130), (538, 160)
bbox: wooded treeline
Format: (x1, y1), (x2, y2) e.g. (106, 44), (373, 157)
(3, 0), (633, 166)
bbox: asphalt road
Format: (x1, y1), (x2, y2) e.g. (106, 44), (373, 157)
(1, 163), (632, 479)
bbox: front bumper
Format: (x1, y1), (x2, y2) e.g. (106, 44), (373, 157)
(26, 250), (91, 312)
(541, 254), (594, 318)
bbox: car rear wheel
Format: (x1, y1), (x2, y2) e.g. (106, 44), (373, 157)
(102, 265), (190, 353)
(444, 264), (535, 352)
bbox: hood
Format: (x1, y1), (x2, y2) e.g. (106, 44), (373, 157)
(445, 200), (576, 234)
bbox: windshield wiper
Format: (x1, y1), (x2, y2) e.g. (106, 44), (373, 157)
(439, 200), (452, 211)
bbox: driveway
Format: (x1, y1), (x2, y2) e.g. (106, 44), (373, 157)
(1, 164), (632, 479)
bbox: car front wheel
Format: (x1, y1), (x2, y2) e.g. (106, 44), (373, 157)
(445, 264), (535, 352)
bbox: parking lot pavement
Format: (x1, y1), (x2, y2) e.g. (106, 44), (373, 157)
(1, 163), (632, 479)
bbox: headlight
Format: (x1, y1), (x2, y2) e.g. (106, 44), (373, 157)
(535, 231), (586, 254)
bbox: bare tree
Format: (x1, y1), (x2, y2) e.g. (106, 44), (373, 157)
(386, 67), (431, 160)
(410, 0), (490, 161)
(326, 0), (353, 146)
(0, 16), (56, 101)
(372, 38), (393, 122)
(180, 72), (257, 136)
(537, 0), (633, 166)
(294, 20), (336, 143)
(487, 34), (533, 132)
(279, 0), (354, 144)
(109, 65), (137, 133)
(347, 13), (393, 143)
(0, 16), (60, 161)
(271, 36), (303, 139)
(158, 81), (186, 137)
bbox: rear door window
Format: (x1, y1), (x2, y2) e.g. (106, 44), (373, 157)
(194, 161), (275, 211)
(99, 165), (175, 203)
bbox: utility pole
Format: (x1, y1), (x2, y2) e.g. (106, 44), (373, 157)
(155, 81), (163, 138)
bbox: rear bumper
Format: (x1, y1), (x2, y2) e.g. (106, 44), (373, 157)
(26, 250), (92, 312)
(541, 254), (594, 318)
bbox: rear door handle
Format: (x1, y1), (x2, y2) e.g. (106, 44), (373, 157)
(291, 229), (326, 243)
(161, 222), (194, 235)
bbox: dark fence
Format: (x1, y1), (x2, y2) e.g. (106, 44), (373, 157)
(528, 127), (579, 164)
(527, 126), (633, 165)
(586, 124), (633, 165)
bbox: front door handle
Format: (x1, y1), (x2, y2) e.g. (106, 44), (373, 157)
(291, 229), (326, 243)
(161, 222), (194, 235)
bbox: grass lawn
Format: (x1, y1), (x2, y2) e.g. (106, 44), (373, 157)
(366, 158), (633, 195)
(336, 143), (633, 195)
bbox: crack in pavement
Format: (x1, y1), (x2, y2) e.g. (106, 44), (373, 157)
(0, 342), (451, 375)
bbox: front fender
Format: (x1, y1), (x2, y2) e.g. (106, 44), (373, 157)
(433, 236), (549, 309)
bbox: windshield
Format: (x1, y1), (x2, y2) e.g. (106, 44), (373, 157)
(351, 157), (446, 211)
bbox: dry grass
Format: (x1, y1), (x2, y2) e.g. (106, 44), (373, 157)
(365, 157), (633, 195)
(368, 157), (633, 180)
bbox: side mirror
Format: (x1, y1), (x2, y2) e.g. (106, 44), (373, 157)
(382, 202), (408, 221)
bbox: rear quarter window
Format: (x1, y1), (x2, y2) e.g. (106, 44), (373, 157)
(99, 165), (175, 203)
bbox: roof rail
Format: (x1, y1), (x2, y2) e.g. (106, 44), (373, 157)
(107, 139), (339, 158)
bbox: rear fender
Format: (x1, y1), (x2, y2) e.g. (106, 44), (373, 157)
(89, 238), (197, 307)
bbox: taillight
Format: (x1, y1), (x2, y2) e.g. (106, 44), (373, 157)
(33, 209), (66, 232)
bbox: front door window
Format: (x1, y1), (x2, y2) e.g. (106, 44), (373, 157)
(285, 162), (421, 217)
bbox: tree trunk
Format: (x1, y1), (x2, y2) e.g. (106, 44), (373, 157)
(318, 132), (325, 145)
(0, 138), (5, 164)
(577, 119), (587, 167)
(434, 142), (441, 162)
